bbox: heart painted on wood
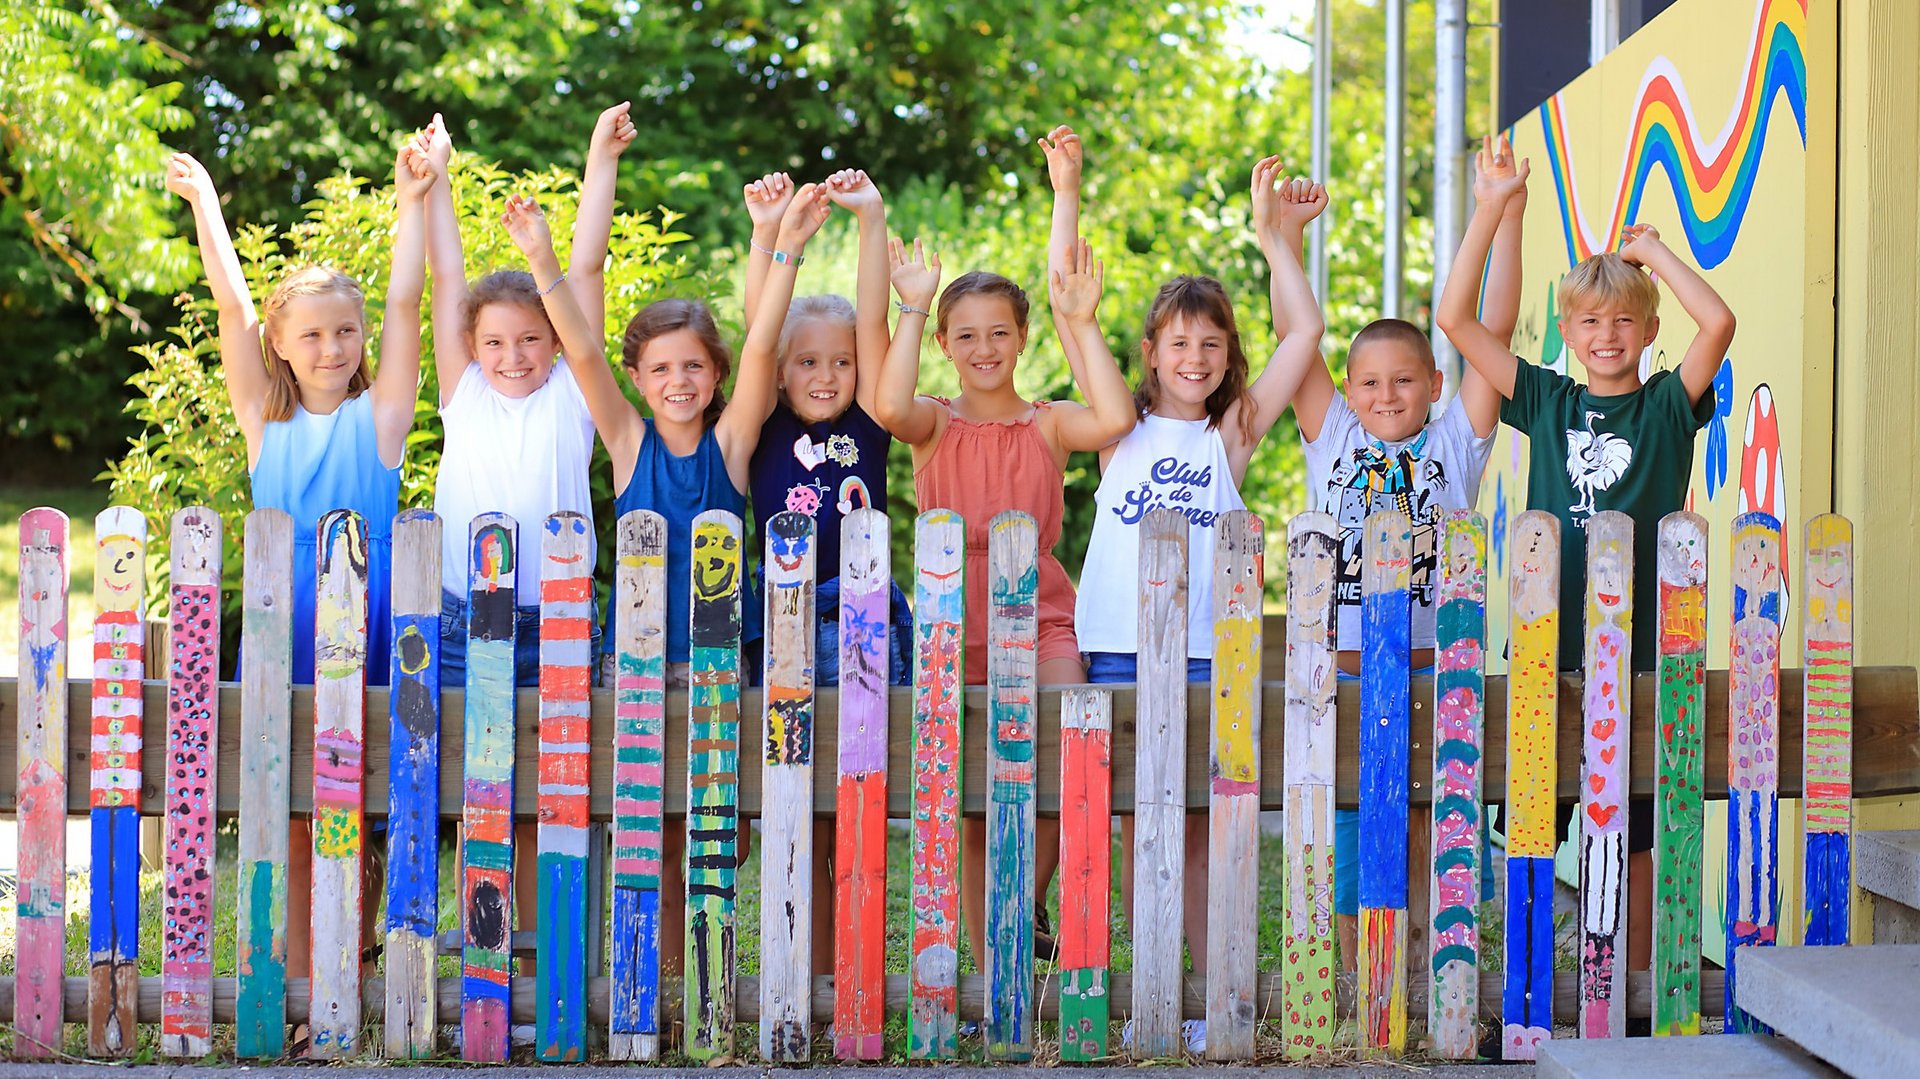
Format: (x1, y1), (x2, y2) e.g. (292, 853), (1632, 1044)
(1600, 746), (1617, 765)
(1586, 802), (1618, 827)
(1588, 774), (1607, 794)
(1591, 716), (1617, 740)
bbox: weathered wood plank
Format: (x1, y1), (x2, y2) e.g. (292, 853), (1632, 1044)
(1058, 687), (1112, 1061)
(908, 509), (965, 1060)
(384, 509), (441, 1059)
(161, 508), (221, 1058)
(235, 508), (292, 1058)
(608, 510), (666, 1061)
(1207, 510), (1263, 1061)
(88, 507), (146, 1058)
(985, 511), (1038, 1062)
(1358, 510), (1410, 1056)
(1503, 510), (1558, 1062)
(1281, 512), (1337, 1059)
(1654, 511), (1708, 1037)
(460, 512), (516, 1062)
(534, 511), (593, 1062)
(834, 508), (889, 1061)
(14, 507), (68, 1058)
(759, 511), (815, 1063)
(1726, 510), (1784, 1034)
(310, 509), (368, 1059)
(683, 509), (743, 1062)
(1802, 513), (1853, 947)
(1428, 510), (1485, 1059)
(1130, 508), (1188, 1060)
(1578, 511), (1632, 1040)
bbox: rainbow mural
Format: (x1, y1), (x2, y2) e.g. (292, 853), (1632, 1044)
(1536, 0), (1808, 269)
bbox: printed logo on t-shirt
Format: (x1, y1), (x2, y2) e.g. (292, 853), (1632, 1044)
(785, 480), (828, 516)
(1114, 455), (1226, 528)
(1564, 409), (1633, 523)
(836, 476), (872, 515)
(790, 431), (860, 473)
(1328, 434), (1445, 612)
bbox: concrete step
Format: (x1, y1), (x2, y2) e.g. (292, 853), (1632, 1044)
(1736, 943), (1920, 1079)
(1538, 1035), (1839, 1079)
(1857, 829), (1920, 906)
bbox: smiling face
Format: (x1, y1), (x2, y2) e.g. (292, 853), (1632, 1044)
(1287, 529), (1337, 630)
(1590, 538), (1629, 616)
(632, 327), (721, 427)
(1806, 522), (1853, 641)
(691, 518), (741, 601)
(1734, 525), (1781, 598)
(917, 514), (964, 600)
(1344, 337), (1442, 443)
(469, 300), (559, 399)
(1143, 311), (1229, 419)
(1512, 515), (1558, 620)
(779, 317), (858, 424)
(1560, 301), (1658, 390)
(96, 532), (144, 614)
(936, 293), (1028, 394)
(270, 291), (367, 400)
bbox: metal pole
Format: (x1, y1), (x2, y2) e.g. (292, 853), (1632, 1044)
(1382, 0), (1405, 320)
(1432, 0), (1469, 404)
(1310, 0), (1331, 303)
(1591, 0), (1621, 65)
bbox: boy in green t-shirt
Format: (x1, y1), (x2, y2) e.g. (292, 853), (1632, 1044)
(1437, 135), (1736, 982)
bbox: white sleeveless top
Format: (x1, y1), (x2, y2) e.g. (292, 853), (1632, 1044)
(433, 362), (598, 596)
(1075, 414), (1246, 658)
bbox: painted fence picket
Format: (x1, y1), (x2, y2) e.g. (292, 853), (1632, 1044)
(536, 511), (594, 1061)
(1579, 513), (1633, 1039)
(1428, 510), (1486, 1059)
(684, 509), (744, 1062)
(609, 510), (668, 1060)
(14, 508), (68, 1058)
(1059, 686), (1113, 1061)
(909, 508), (965, 1059)
(461, 513), (517, 1061)
(163, 507), (222, 1057)
(1654, 511), (1708, 1037)
(1726, 510), (1784, 1033)
(310, 509), (369, 1058)
(836, 508), (891, 1060)
(1132, 508), (1189, 1059)
(89, 507), (147, 1057)
(1358, 510), (1412, 1056)
(1503, 510), (1559, 1061)
(1282, 512), (1337, 1058)
(1207, 509), (1263, 1061)
(385, 510), (442, 1058)
(1802, 513), (1853, 946)
(759, 511), (815, 1062)
(235, 509), (292, 1058)
(986, 510), (1039, 1061)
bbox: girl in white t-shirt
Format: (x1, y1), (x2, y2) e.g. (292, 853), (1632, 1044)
(1049, 127), (1329, 1051)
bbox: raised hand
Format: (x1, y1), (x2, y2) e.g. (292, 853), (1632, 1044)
(1038, 124), (1084, 193)
(825, 167), (884, 218)
(744, 171), (796, 233)
(1278, 175), (1329, 229)
(1049, 236), (1104, 324)
(417, 112), (454, 174)
(164, 152), (218, 206)
(888, 236), (942, 310)
(589, 100), (637, 161)
(1473, 132), (1530, 208)
(1617, 223), (1665, 266)
(775, 181), (833, 249)
(501, 194), (554, 259)
(396, 143), (437, 202)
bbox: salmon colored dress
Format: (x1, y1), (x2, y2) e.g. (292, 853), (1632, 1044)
(913, 397), (1080, 685)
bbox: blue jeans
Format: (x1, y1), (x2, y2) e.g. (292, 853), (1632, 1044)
(1084, 650), (1213, 684)
(812, 577), (914, 687)
(439, 588), (601, 689)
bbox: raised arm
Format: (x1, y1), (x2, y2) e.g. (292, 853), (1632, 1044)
(165, 152), (268, 449)
(418, 113), (471, 406)
(1436, 135), (1530, 401)
(370, 140), (436, 467)
(1237, 161), (1329, 459)
(825, 168), (890, 415)
(570, 101), (637, 344)
(1046, 237), (1138, 454)
(740, 171), (795, 328)
(1618, 223), (1736, 405)
(1038, 125), (1092, 387)
(1480, 135), (1528, 349)
(873, 237), (944, 447)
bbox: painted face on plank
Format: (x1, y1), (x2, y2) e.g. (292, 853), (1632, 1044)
(1440, 519), (1485, 602)
(176, 510), (219, 575)
(1590, 539), (1630, 617)
(97, 531), (144, 614)
(473, 524), (515, 588)
(1806, 523), (1852, 640)
(768, 513), (811, 581)
(1658, 518), (1707, 588)
(1512, 515), (1558, 622)
(1288, 530), (1337, 630)
(1733, 521), (1782, 616)
(842, 525), (885, 593)
(918, 516), (964, 599)
(692, 520), (740, 601)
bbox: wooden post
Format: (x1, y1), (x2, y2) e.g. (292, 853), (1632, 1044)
(162, 507), (221, 1057)
(1281, 512), (1337, 1058)
(14, 507), (68, 1058)
(609, 510), (667, 1060)
(1726, 510), (1784, 1033)
(1578, 512), (1632, 1039)
(1503, 510), (1558, 1061)
(1802, 513), (1853, 946)
(1058, 687), (1113, 1061)
(88, 507), (146, 1057)
(909, 508), (965, 1059)
(759, 511), (815, 1062)
(1358, 510), (1410, 1056)
(834, 508), (889, 1060)
(1132, 508), (1189, 1059)
(461, 513), (516, 1062)
(535, 511), (593, 1061)
(1428, 510), (1486, 1059)
(384, 510), (442, 1058)
(1653, 511), (1708, 1037)
(683, 509), (743, 1062)
(985, 510), (1038, 1061)
(310, 509), (368, 1058)
(235, 509), (292, 1058)
(1207, 509), (1263, 1061)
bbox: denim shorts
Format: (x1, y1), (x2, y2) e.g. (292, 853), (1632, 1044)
(812, 577), (914, 687)
(1084, 650), (1213, 685)
(439, 588), (601, 689)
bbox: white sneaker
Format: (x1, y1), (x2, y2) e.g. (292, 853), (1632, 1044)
(1182, 1019), (1207, 1054)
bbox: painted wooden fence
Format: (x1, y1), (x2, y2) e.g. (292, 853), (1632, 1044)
(0, 503), (1900, 1065)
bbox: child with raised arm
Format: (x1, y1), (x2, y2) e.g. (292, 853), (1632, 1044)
(876, 227), (1136, 969)
(1436, 134), (1736, 979)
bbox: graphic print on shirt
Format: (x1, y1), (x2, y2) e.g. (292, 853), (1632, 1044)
(1113, 455), (1230, 530)
(1329, 435), (1445, 613)
(1565, 410), (1634, 520)
(784, 431), (867, 520)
